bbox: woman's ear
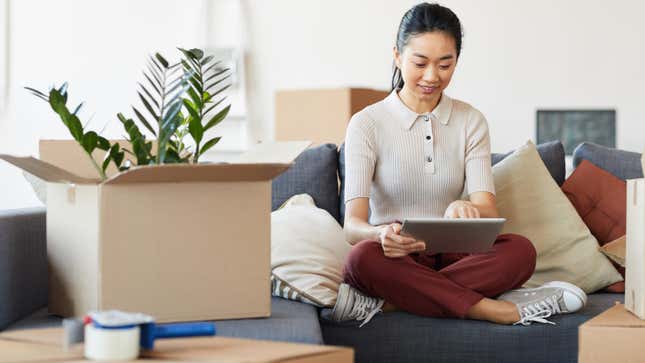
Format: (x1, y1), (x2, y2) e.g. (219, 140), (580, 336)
(393, 46), (402, 69)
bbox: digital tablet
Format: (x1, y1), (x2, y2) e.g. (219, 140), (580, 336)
(401, 218), (506, 253)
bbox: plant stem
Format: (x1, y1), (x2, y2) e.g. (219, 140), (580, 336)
(193, 60), (205, 164)
(87, 153), (107, 180)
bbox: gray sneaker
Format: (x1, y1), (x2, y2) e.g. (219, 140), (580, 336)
(331, 283), (384, 328)
(497, 281), (587, 326)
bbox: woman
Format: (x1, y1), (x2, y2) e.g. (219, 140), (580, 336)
(331, 3), (586, 327)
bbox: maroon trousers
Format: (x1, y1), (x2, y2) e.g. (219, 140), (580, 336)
(343, 233), (536, 318)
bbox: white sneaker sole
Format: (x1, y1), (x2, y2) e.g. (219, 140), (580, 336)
(543, 281), (587, 312)
(331, 283), (351, 321)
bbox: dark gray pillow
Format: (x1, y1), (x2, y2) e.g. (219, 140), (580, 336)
(272, 143), (340, 222)
(572, 142), (643, 180)
(492, 140), (566, 186)
(338, 140), (566, 223)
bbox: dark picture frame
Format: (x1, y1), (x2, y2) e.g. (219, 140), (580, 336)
(536, 109), (616, 155)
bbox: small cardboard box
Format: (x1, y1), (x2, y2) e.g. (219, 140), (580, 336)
(626, 178), (645, 319)
(275, 88), (388, 145)
(0, 140), (310, 323)
(579, 304), (645, 363)
(0, 328), (354, 363)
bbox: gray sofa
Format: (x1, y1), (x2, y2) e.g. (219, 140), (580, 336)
(1, 141), (639, 363)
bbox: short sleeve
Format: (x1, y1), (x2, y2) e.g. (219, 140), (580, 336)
(344, 114), (377, 203)
(465, 110), (495, 195)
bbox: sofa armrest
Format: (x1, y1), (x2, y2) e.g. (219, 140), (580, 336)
(0, 208), (47, 330)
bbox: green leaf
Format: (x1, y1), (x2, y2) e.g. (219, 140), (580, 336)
(24, 87), (49, 101)
(203, 97), (226, 115)
(204, 76), (229, 93)
(203, 67), (230, 85)
(189, 48), (204, 59)
(201, 55), (214, 66)
(188, 77), (202, 95)
(186, 86), (202, 108)
(132, 107), (157, 136)
(81, 131), (98, 154)
(96, 136), (110, 151)
(200, 136), (221, 155)
(138, 83), (159, 109)
(163, 101), (183, 130)
(67, 114), (85, 141)
(138, 92), (159, 120)
(143, 72), (161, 95)
(203, 60), (222, 75)
(188, 113), (204, 144)
(181, 59), (199, 74)
(182, 99), (200, 121)
(206, 84), (231, 101)
(72, 102), (84, 115)
(155, 53), (169, 68)
(204, 105), (230, 131)
(165, 78), (188, 99)
(149, 55), (164, 74)
(146, 63), (164, 88)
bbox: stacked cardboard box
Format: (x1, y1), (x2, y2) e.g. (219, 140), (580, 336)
(579, 303), (645, 362)
(275, 88), (388, 145)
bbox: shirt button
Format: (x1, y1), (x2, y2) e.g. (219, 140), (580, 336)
(427, 156), (433, 162)
(423, 115), (429, 122)
(426, 135), (431, 140)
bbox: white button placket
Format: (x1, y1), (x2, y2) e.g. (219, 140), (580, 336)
(423, 114), (436, 174)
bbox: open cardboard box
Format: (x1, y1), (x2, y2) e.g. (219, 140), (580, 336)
(0, 140), (310, 322)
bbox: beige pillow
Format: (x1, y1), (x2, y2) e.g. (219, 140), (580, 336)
(271, 194), (351, 307)
(494, 141), (623, 293)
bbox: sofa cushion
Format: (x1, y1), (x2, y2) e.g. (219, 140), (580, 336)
(573, 142), (643, 180)
(5, 297), (324, 344)
(562, 160), (627, 292)
(272, 143), (340, 222)
(493, 141), (622, 293)
(320, 293), (623, 363)
(492, 140), (566, 186)
(271, 194), (350, 307)
(338, 140), (566, 223)
(562, 160), (627, 244)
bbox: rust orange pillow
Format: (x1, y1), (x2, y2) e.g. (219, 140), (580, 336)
(562, 159), (626, 292)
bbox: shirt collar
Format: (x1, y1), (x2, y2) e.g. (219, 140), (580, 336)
(384, 90), (453, 130)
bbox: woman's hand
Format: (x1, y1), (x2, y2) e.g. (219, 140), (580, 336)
(444, 200), (481, 219)
(378, 223), (426, 258)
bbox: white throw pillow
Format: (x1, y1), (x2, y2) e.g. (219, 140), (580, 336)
(271, 194), (351, 307)
(493, 141), (623, 293)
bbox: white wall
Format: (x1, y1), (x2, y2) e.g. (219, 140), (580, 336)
(2, 0), (645, 209)
(243, 0), (645, 154)
(0, 0), (228, 209)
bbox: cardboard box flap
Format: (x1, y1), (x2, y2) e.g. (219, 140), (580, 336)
(103, 163), (292, 185)
(585, 304), (645, 327)
(235, 141), (311, 164)
(0, 154), (99, 184)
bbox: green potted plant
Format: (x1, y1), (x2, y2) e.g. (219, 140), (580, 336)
(26, 47), (231, 180)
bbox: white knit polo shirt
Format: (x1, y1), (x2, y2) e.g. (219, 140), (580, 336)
(344, 90), (495, 225)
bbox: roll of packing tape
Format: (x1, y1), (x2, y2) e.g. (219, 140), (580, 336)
(84, 323), (140, 361)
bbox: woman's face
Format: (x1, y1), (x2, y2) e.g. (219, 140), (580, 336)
(394, 31), (458, 100)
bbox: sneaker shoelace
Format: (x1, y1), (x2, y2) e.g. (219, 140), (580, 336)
(515, 295), (561, 326)
(348, 293), (384, 328)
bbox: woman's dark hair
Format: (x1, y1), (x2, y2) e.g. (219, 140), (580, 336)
(391, 3), (463, 91)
